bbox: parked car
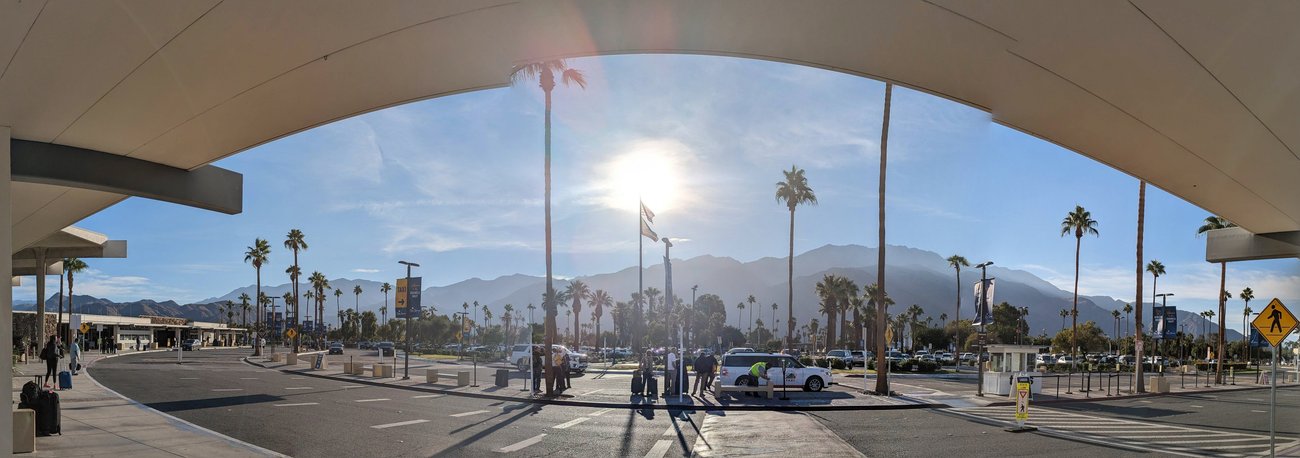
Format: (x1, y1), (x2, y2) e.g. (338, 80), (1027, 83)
(826, 349), (855, 367)
(851, 350), (870, 366)
(180, 339), (200, 351)
(510, 344), (589, 373)
(328, 342), (344, 355)
(377, 341), (395, 357)
(885, 351), (906, 363)
(938, 353), (956, 365)
(358, 341), (373, 350)
(717, 352), (832, 392)
(960, 352), (976, 364)
(725, 347), (755, 354)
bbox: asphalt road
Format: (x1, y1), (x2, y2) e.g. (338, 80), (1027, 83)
(90, 349), (704, 457)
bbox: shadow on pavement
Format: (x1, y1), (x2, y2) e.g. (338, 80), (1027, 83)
(436, 403), (544, 455)
(145, 394), (283, 413)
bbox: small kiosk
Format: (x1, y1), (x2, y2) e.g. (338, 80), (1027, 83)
(983, 344), (1044, 396)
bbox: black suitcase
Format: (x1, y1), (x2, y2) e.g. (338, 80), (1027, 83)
(631, 370), (645, 395)
(647, 376), (658, 398)
(35, 390), (60, 436)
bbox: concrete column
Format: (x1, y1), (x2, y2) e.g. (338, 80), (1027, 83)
(2, 126), (15, 454)
(34, 248), (46, 355)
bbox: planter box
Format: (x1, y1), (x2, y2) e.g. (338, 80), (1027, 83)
(286, 353), (297, 365)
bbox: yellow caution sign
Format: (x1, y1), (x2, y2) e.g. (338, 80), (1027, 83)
(1252, 298), (1296, 347)
(285, 328), (298, 340)
(79, 323), (90, 334)
(1015, 381), (1030, 423)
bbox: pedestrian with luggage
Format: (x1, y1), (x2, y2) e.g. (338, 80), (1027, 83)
(68, 338), (81, 375)
(40, 336), (61, 385)
(692, 351), (717, 396)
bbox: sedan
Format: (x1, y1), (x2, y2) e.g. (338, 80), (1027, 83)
(328, 343), (344, 355)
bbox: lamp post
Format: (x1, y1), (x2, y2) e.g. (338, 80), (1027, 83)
(975, 261), (993, 397)
(266, 297), (278, 352)
(398, 260), (419, 380)
(690, 285), (698, 350)
(1155, 292), (1174, 376)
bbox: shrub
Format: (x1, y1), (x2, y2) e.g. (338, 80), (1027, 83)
(897, 359), (940, 373)
(830, 358), (848, 370)
(799, 356), (814, 366)
(814, 358), (830, 368)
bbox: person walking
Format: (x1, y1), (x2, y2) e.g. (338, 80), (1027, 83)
(562, 350), (573, 390)
(665, 348), (678, 396)
(692, 351), (717, 396)
(68, 338), (82, 375)
(40, 336), (61, 385)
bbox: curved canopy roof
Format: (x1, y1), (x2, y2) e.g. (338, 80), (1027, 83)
(2, 0), (1298, 251)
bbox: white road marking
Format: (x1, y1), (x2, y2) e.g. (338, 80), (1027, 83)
(497, 433), (546, 453)
(663, 425), (678, 436)
(210, 388), (243, 392)
(355, 398), (390, 403)
(370, 419), (429, 429)
(644, 439), (673, 458)
(239, 377), (259, 380)
(450, 410), (491, 418)
(285, 387), (313, 390)
(552, 417), (590, 429)
(339, 385), (363, 388)
(413, 394), (444, 399)
(1138, 400), (1152, 403)
(1188, 405), (1203, 408)
(588, 408), (614, 417)
(274, 402), (319, 407)
(179, 377), (199, 380)
(580, 389), (603, 396)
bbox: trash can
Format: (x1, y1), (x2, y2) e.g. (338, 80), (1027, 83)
(495, 369), (509, 387)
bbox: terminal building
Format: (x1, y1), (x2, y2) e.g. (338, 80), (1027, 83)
(13, 310), (245, 353)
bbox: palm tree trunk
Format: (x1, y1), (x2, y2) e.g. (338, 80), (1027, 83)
(542, 83), (556, 395)
(1134, 180), (1146, 392)
(787, 208), (795, 348)
(1071, 235), (1081, 368)
(874, 82), (891, 395)
(293, 250), (300, 353)
(954, 267), (961, 364)
(1216, 262), (1226, 383)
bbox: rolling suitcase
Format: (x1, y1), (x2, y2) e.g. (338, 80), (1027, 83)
(58, 371), (73, 390)
(35, 390), (60, 436)
(631, 370), (645, 395)
(647, 375), (658, 398)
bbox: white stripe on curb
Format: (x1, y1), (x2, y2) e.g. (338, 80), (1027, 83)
(370, 419), (429, 429)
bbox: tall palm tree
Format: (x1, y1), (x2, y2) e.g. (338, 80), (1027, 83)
(564, 280), (591, 349)
(334, 288), (343, 330)
(243, 239), (270, 355)
(864, 283), (891, 351)
(906, 304), (924, 351)
(836, 277), (859, 348)
(776, 165), (817, 347)
(1134, 180), (1148, 392)
(939, 313), (948, 328)
(1197, 215), (1236, 382)
(736, 301), (745, 330)
(1060, 309), (1069, 331)
(353, 285), (363, 326)
(1241, 287), (1255, 353)
(380, 282), (392, 324)
(874, 82), (893, 395)
(1122, 302), (1133, 338)
(946, 255), (970, 357)
(239, 293), (252, 331)
(283, 229), (307, 352)
(746, 294), (757, 335)
(1061, 205), (1099, 367)
(1146, 260), (1166, 322)
(815, 275), (840, 350)
(503, 303), (516, 344)
(1112, 310), (1122, 342)
(770, 302), (779, 342)
(309, 272), (329, 348)
(512, 60), (586, 396)
(590, 290), (611, 351)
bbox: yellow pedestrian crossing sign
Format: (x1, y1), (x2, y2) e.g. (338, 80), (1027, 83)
(1252, 298), (1296, 347)
(285, 328), (297, 339)
(79, 323), (89, 334)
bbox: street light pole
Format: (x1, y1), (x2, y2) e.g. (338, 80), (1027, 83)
(398, 260), (419, 380)
(1155, 293), (1174, 377)
(266, 297), (278, 353)
(975, 261), (993, 397)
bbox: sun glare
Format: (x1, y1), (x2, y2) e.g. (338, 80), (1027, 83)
(601, 140), (684, 214)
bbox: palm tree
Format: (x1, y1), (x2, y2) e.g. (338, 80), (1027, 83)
(906, 304), (924, 351)
(1134, 180), (1147, 392)
(590, 290), (611, 351)
(309, 272), (329, 348)
(512, 59), (586, 396)
(776, 165), (817, 347)
(243, 239), (270, 355)
(353, 285), (363, 326)
(770, 302), (779, 341)
(835, 277), (860, 348)
(863, 283), (891, 352)
(873, 82), (894, 395)
(380, 282), (392, 324)
(1241, 287), (1255, 353)
(946, 255), (970, 356)
(1197, 215), (1236, 382)
(1122, 302), (1133, 338)
(564, 280), (591, 349)
(239, 293), (252, 331)
(1111, 309), (1122, 342)
(1060, 309), (1069, 331)
(815, 275), (839, 350)
(334, 288), (343, 330)
(283, 229), (307, 352)
(745, 294), (757, 336)
(939, 313), (948, 328)
(1061, 205), (1099, 367)
(1146, 260), (1166, 323)
(736, 301), (746, 330)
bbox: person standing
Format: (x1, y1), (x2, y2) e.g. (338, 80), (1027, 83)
(531, 346), (543, 394)
(665, 348), (678, 396)
(40, 336), (61, 385)
(68, 338), (82, 375)
(563, 351), (573, 390)
(692, 351), (717, 396)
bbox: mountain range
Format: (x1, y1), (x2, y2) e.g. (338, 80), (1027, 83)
(15, 244), (1240, 341)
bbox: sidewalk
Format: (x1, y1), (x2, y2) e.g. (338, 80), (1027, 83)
(11, 348), (282, 456)
(245, 352), (928, 411)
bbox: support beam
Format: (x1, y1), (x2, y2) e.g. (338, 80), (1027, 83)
(2, 126), (15, 454)
(10, 140), (242, 214)
(1205, 227), (1300, 262)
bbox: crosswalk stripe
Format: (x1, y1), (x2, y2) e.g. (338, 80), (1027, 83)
(450, 410), (490, 418)
(588, 408), (615, 417)
(497, 434), (546, 453)
(663, 425), (677, 436)
(413, 394), (444, 399)
(285, 387), (313, 390)
(210, 388), (242, 392)
(553, 417), (590, 429)
(644, 439), (673, 458)
(355, 398), (390, 403)
(370, 419), (429, 429)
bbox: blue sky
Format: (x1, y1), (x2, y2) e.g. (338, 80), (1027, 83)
(26, 54), (1298, 319)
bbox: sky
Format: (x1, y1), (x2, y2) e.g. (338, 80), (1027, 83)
(22, 54), (1298, 321)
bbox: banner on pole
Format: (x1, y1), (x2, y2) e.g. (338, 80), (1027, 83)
(972, 279), (995, 326)
(395, 277), (423, 319)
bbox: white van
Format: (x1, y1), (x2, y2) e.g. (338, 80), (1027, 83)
(717, 352), (832, 392)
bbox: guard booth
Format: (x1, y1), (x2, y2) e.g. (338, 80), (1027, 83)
(983, 344), (1044, 396)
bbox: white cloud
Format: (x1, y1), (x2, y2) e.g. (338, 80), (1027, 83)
(352, 268), (380, 273)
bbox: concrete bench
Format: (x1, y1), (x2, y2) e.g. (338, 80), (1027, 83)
(13, 408), (35, 453)
(714, 379), (774, 399)
(426, 369), (471, 387)
(285, 353), (297, 365)
(374, 364), (394, 378)
(270, 353), (283, 362)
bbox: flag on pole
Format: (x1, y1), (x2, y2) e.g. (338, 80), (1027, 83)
(641, 201), (655, 223)
(640, 218), (659, 241)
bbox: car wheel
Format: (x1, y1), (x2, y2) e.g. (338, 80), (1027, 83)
(805, 376), (824, 392)
(735, 375), (751, 386)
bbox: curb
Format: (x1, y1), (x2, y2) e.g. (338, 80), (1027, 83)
(981, 382), (1295, 407)
(243, 357), (946, 412)
(85, 356), (289, 457)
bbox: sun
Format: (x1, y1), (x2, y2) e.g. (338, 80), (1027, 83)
(601, 140), (684, 214)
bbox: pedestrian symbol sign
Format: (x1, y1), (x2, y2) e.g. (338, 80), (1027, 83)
(285, 328), (297, 339)
(1252, 298), (1296, 347)
(1015, 382), (1030, 422)
(79, 323), (89, 334)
